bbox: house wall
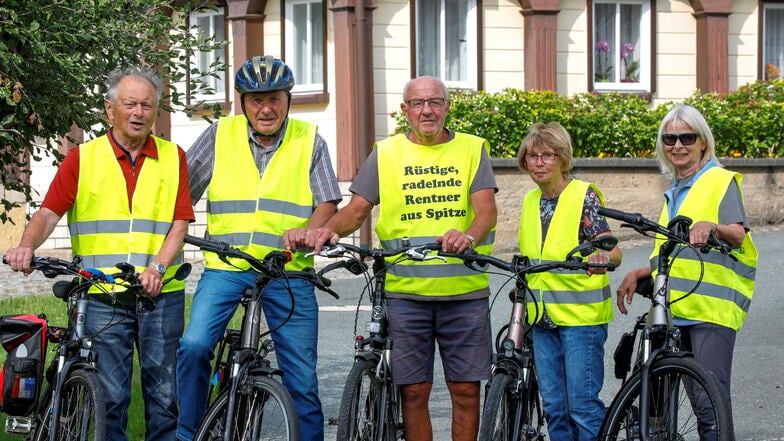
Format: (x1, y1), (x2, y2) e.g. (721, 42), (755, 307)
(7, 0), (778, 255)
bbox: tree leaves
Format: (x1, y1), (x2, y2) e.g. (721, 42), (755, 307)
(0, 0), (227, 217)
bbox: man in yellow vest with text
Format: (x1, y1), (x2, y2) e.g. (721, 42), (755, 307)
(302, 76), (498, 441)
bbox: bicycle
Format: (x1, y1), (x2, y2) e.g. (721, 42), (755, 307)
(1, 255), (190, 441)
(438, 236), (618, 441)
(183, 234), (341, 441)
(596, 207), (733, 441)
(309, 240), (444, 441)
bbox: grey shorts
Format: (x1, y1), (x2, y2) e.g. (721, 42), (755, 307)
(386, 297), (492, 384)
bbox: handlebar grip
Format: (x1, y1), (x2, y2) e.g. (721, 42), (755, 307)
(184, 234), (228, 251)
(597, 207), (645, 224)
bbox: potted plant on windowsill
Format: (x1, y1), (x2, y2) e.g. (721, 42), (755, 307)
(594, 40), (613, 82)
(621, 42), (638, 83)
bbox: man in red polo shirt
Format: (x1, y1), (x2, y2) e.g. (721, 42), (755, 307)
(5, 65), (193, 441)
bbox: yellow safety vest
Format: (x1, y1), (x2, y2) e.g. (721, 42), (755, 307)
(518, 179), (613, 325)
(651, 167), (757, 331)
(205, 116), (316, 271)
(68, 135), (185, 293)
(375, 133), (494, 297)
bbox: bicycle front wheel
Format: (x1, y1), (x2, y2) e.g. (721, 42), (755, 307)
(194, 375), (299, 441)
(32, 368), (106, 441)
(599, 356), (731, 441)
(336, 358), (402, 441)
(478, 371), (543, 441)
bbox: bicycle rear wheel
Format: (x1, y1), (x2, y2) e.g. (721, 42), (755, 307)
(478, 371), (543, 441)
(32, 368), (106, 441)
(336, 358), (401, 441)
(599, 356), (731, 441)
(194, 375), (299, 441)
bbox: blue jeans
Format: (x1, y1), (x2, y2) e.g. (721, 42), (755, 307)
(85, 290), (184, 441)
(176, 269), (323, 441)
(532, 324), (607, 441)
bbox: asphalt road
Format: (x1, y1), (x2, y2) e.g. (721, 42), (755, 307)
(314, 228), (784, 441)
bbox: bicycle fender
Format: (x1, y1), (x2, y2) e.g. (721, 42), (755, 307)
(247, 364), (283, 377)
(655, 350), (693, 361)
(352, 351), (380, 364)
(640, 347), (693, 373)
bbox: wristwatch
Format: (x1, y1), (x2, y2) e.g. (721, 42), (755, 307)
(150, 261), (167, 275)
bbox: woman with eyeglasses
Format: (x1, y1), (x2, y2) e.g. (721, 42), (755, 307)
(516, 121), (622, 441)
(616, 103), (758, 438)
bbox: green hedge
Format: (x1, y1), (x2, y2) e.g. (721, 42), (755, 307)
(391, 80), (784, 158)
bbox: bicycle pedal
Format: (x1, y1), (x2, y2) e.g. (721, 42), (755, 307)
(4, 416), (32, 434)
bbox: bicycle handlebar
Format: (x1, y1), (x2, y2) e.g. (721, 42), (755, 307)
(184, 234), (339, 299)
(309, 241), (445, 264)
(439, 248), (616, 276)
(598, 207), (734, 254)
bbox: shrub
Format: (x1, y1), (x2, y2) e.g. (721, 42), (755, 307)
(391, 80), (784, 159)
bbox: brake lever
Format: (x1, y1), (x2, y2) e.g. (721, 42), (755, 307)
(406, 247), (445, 262)
(306, 244), (347, 258)
(701, 232), (737, 261)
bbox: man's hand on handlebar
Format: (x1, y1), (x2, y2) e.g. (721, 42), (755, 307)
(282, 227), (339, 253)
(3, 246), (36, 274)
(139, 268), (164, 298)
(436, 229), (474, 254)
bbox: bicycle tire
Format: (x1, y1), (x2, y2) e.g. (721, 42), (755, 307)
(599, 356), (732, 441)
(478, 371), (543, 441)
(193, 374), (299, 441)
(31, 369), (106, 441)
(336, 359), (402, 441)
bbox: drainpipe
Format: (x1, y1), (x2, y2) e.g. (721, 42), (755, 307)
(355, 0), (375, 247)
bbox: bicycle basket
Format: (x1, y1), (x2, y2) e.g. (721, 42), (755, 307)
(0, 314), (48, 416)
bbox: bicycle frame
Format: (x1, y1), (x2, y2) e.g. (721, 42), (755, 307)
(185, 234), (339, 441)
(355, 250), (399, 441)
(317, 241), (444, 441)
(219, 272), (286, 441)
(599, 207), (735, 441)
(3, 255), (187, 440)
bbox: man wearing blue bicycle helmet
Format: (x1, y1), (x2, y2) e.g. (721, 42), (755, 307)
(177, 55), (341, 441)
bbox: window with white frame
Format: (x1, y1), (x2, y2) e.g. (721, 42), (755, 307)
(191, 7), (227, 102)
(763, 3), (784, 80)
(285, 0), (324, 94)
(592, 0), (651, 91)
(415, 0), (477, 90)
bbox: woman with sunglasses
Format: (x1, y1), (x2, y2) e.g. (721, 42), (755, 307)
(516, 121), (622, 441)
(616, 103), (758, 437)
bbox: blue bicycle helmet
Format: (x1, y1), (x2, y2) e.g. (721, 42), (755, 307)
(235, 55), (295, 94)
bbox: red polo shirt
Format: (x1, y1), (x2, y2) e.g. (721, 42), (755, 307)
(41, 128), (195, 222)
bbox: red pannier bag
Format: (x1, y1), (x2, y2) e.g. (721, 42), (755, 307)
(0, 314), (47, 416)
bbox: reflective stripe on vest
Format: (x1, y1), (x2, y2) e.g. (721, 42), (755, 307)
(650, 167), (757, 331)
(68, 135), (185, 293)
(518, 179), (613, 326)
(206, 116), (315, 271)
(375, 133), (494, 297)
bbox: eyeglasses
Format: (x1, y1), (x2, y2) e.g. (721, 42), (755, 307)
(524, 153), (558, 164)
(661, 133), (699, 146)
(405, 98), (447, 110)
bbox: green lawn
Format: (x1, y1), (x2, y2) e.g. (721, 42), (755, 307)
(0, 292), (243, 441)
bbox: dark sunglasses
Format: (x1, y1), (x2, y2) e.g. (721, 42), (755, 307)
(661, 132), (699, 146)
